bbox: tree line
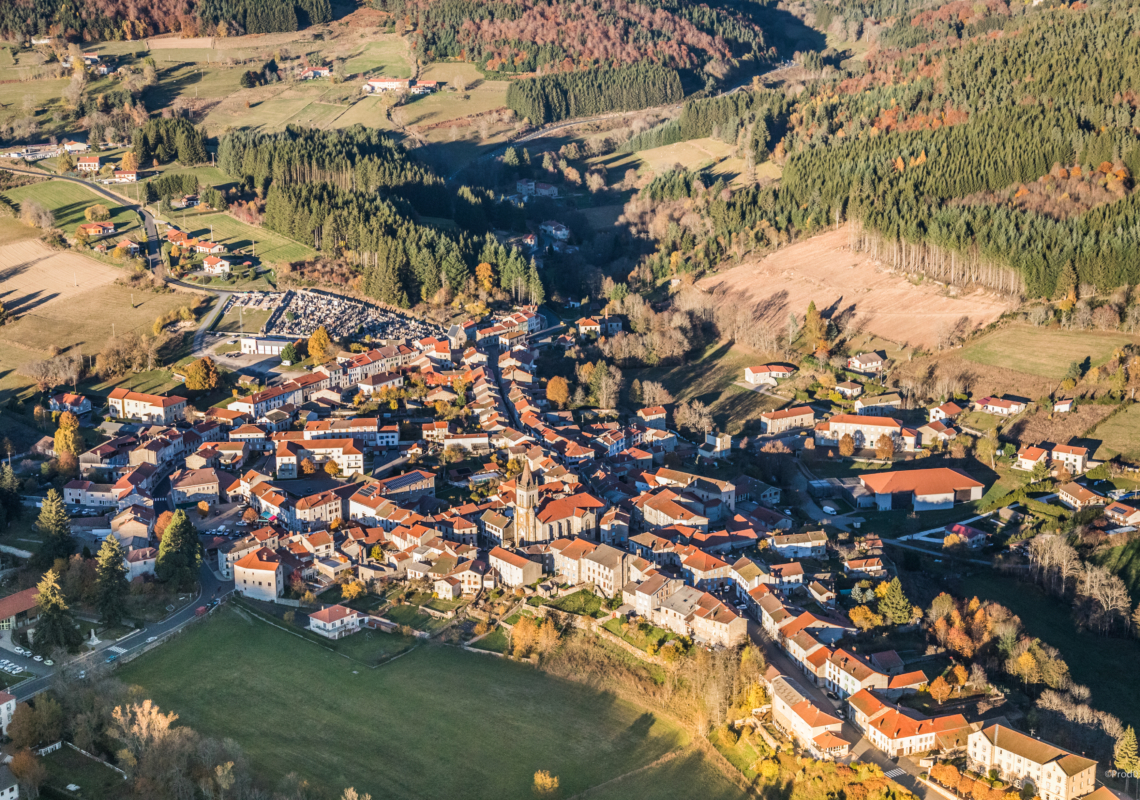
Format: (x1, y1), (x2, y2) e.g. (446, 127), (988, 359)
(505, 64), (684, 125)
(0, 0), (329, 41)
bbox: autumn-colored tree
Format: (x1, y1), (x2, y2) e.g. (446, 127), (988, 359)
(533, 770), (561, 799)
(300, 458), (317, 476)
(84, 203), (110, 223)
(875, 433), (896, 460)
(242, 507), (258, 524)
(1016, 650), (1040, 684)
(342, 581), (365, 601)
(476, 262), (495, 293)
(9, 749), (45, 797)
(197, 500), (210, 519)
(512, 615), (539, 657)
(839, 433), (855, 457)
(53, 411), (83, 457)
(324, 460), (342, 477)
(849, 605), (883, 631)
(308, 326), (332, 363)
(946, 626), (976, 658)
(535, 618), (560, 655)
(929, 674), (952, 704)
(121, 151), (139, 172)
(546, 376), (570, 409)
(155, 510), (174, 540)
(952, 664), (969, 694)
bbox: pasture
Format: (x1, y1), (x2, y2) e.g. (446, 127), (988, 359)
(2, 180), (140, 237)
(343, 39), (412, 78)
(115, 607), (730, 800)
(1090, 403), (1140, 461)
(185, 213), (315, 263)
(959, 326), (1134, 381)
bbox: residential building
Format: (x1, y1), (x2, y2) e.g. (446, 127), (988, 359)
(929, 402), (965, 422)
(745, 364), (796, 386)
(847, 352), (885, 374)
(1105, 501), (1140, 526)
(849, 689), (969, 757)
(770, 530), (827, 559)
(981, 396), (1028, 415)
(50, 393), (91, 415)
(309, 605), (363, 639)
(759, 406), (815, 434)
(1057, 482), (1105, 510)
(489, 546), (542, 587)
(814, 414), (917, 452)
(967, 724), (1096, 800)
(855, 393), (903, 416)
(770, 673), (849, 760)
(234, 547), (283, 601)
(581, 543), (627, 598)
(1051, 444), (1089, 475)
(107, 388), (186, 423)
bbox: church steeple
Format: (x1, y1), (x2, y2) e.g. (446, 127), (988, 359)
(515, 460), (538, 546)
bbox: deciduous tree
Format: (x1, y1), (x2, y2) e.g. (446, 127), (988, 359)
(839, 433), (855, 457)
(308, 326), (332, 363)
(546, 376), (570, 409)
(929, 674), (952, 705)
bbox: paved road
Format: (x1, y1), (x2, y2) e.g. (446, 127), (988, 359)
(13, 562), (233, 700)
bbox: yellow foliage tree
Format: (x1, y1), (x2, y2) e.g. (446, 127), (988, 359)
(929, 674), (952, 705)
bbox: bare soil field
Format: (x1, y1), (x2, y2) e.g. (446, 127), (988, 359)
(698, 228), (1017, 350)
(0, 238), (121, 318)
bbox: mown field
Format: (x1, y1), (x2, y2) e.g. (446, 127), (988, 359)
(184, 212), (315, 263)
(115, 608), (738, 800)
(1090, 403), (1140, 461)
(959, 326), (1134, 381)
(2, 180), (141, 237)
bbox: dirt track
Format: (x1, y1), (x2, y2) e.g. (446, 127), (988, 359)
(698, 229), (1017, 350)
(0, 238), (119, 317)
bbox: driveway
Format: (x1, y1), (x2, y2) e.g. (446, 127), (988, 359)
(734, 380), (791, 402)
(13, 562), (233, 700)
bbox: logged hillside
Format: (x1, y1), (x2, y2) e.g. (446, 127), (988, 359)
(615, 0), (1140, 299)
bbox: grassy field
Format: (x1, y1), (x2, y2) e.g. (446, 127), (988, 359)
(281, 100), (352, 128)
(960, 326), (1134, 381)
(1089, 403), (1140, 461)
(2, 180), (141, 237)
(405, 63), (510, 129)
(331, 95), (396, 129)
(117, 608), (720, 799)
(43, 744), (127, 798)
(183, 213), (315, 263)
(596, 138), (741, 178)
(470, 626), (510, 653)
(213, 305), (272, 335)
(343, 39), (412, 78)
(626, 341), (785, 434)
(143, 165), (235, 193)
(1092, 538), (1140, 602)
(961, 572), (1140, 731)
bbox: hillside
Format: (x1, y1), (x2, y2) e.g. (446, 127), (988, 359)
(696, 228), (1016, 350)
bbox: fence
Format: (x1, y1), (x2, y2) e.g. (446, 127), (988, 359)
(65, 742), (129, 779)
(37, 741), (62, 756)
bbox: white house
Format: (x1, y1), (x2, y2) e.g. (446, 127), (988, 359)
(745, 364), (796, 386)
(308, 604), (363, 639)
(203, 255), (231, 275)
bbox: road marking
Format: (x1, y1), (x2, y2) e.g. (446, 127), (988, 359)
(884, 768), (907, 778)
(107, 646), (128, 655)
